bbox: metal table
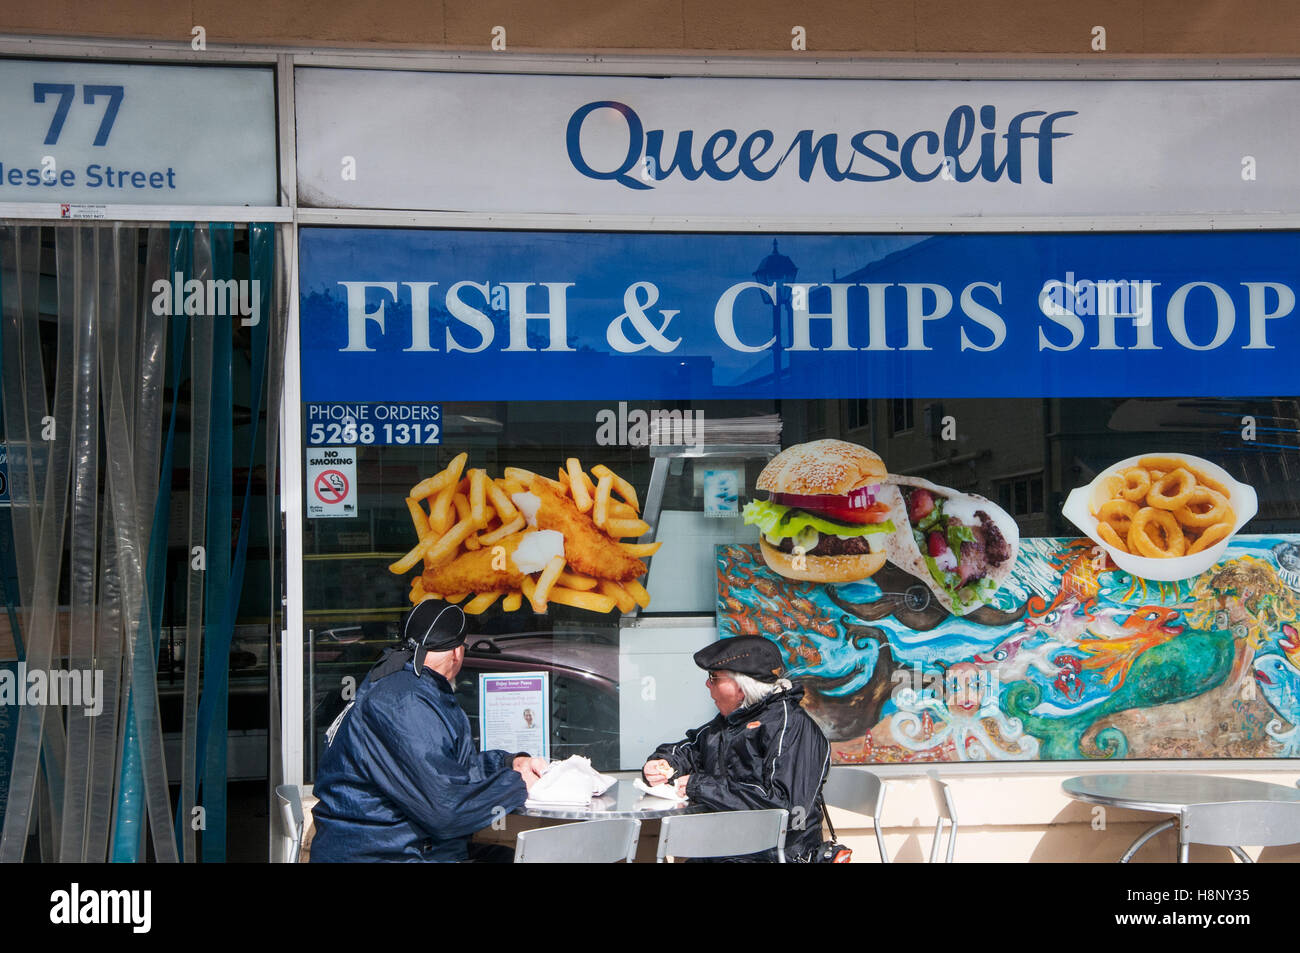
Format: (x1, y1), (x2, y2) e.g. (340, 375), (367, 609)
(1062, 773), (1300, 862)
(521, 778), (704, 820)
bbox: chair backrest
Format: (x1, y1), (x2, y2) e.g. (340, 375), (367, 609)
(1181, 800), (1300, 848)
(657, 809), (788, 863)
(275, 784), (304, 864)
(514, 819), (642, 863)
(928, 774), (957, 863)
(822, 766), (885, 818)
(822, 766), (889, 863)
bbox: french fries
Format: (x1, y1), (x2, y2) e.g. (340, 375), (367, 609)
(591, 464), (639, 513)
(604, 518), (651, 538)
(547, 587), (617, 614)
(405, 497), (430, 538)
(624, 579), (651, 609)
(593, 473), (614, 527)
(478, 516), (526, 546)
(505, 467), (564, 492)
(619, 541), (662, 557)
(425, 517), (477, 569)
(469, 469), (490, 528)
(530, 555), (567, 613)
(486, 479), (518, 522)
(567, 458), (593, 513)
(463, 591), (502, 615)
(392, 456), (652, 615)
(599, 580), (636, 613)
(558, 571), (598, 591)
(428, 480), (457, 535)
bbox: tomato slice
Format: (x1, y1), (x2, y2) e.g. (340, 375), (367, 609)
(772, 494), (891, 525)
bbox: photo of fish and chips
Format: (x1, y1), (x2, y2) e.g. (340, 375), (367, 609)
(389, 452), (656, 616)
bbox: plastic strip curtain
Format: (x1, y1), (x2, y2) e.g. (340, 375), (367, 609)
(195, 224), (234, 862)
(263, 224), (287, 858)
(212, 222), (270, 859)
(0, 224), (75, 862)
(88, 227), (170, 860)
(0, 221), (280, 861)
(57, 226), (101, 860)
(178, 226), (211, 861)
(189, 223), (275, 862)
(110, 224), (192, 862)
(99, 221), (176, 863)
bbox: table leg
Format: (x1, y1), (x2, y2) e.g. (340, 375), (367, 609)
(1228, 846), (1253, 864)
(1120, 819), (1175, 863)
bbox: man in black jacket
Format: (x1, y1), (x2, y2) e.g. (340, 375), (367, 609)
(644, 635), (830, 862)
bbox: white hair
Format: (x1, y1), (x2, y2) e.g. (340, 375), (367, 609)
(726, 671), (794, 708)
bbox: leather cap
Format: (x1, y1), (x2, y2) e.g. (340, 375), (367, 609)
(693, 636), (784, 682)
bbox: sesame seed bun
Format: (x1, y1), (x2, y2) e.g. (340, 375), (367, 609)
(756, 439), (888, 496)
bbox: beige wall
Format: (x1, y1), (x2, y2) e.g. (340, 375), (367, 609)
(2, 1), (1299, 55)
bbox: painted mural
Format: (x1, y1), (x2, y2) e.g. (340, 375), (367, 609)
(715, 536), (1300, 762)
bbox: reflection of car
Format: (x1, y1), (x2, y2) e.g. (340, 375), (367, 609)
(456, 631), (620, 771)
(312, 625), (368, 663)
(306, 626), (622, 776)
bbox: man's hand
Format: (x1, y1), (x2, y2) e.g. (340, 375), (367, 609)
(675, 775), (690, 799)
(513, 755), (549, 775)
(513, 755), (549, 789)
(643, 759), (674, 785)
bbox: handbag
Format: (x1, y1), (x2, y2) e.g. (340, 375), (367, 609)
(804, 775), (852, 863)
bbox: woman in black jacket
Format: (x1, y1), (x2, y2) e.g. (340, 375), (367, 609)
(644, 636), (831, 862)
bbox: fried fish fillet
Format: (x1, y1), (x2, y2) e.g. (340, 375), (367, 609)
(529, 477), (647, 582)
(422, 531), (529, 593)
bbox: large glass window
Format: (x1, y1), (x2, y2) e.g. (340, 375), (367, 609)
(299, 228), (1300, 768)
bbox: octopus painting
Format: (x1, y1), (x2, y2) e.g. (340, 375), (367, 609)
(716, 535), (1300, 763)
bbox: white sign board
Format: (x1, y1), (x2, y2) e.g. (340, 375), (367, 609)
(0, 58), (277, 206)
(296, 69), (1300, 219)
(478, 672), (549, 758)
(305, 446), (356, 519)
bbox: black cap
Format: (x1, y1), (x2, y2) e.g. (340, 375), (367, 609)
(403, 602), (468, 676)
(693, 636), (784, 683)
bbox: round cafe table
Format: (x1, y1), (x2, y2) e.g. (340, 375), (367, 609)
(521, 778), (704, 820)
(1062, 773), (1300, 862)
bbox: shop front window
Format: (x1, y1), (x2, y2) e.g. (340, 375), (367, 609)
(299, 228), (1300, 771)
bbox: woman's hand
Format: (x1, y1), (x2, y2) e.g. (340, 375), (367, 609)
(675, 775), (690, 798)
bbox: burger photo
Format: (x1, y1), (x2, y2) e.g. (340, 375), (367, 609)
(742, 439), (895, 582)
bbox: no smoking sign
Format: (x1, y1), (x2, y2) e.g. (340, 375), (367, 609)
(306, 447), (356, 518)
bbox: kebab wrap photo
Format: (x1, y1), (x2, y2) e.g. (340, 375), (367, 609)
(878, 475), (1020, 616)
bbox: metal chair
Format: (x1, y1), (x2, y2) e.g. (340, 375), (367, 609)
(275, 784), (304, 864)
(1178, 800), (1300, 862)
(928, 774), (958, 863)
(656, 809), (788, 863)
(514, 818), (642, 863)
(821, 766), (890, 863)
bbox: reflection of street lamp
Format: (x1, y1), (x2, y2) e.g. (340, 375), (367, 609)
(753, 240), (798, 389)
